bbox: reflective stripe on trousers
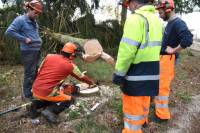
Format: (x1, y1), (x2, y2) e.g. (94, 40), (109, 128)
(155, 55), (175, 119)
(122, 94), (150, 133)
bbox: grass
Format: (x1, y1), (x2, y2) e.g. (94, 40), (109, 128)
(176, 90), (192, 104)
(65, 101), (86, 120)
(107, 97), (122, 116)
(0, 70), (13, 87)
(0, 48), (199, 132)
(75, 116), (109, 133)
(74, 58), (114, 82)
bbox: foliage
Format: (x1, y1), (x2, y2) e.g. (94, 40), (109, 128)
(0, 0), (122, 64)
(174, 0), (200, 13)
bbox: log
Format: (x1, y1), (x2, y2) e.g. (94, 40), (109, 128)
(42, 30), (115, 65)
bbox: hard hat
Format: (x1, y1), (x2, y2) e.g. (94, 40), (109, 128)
(26, 0), (43, 13)
(119, 0), (155, 8)
(61, 42), (77, 54)
(156, 0), (174, 13)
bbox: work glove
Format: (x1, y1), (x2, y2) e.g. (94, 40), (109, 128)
(70, 96), (76, 105)
(89, 84), (97, 88)
(112, 73), (125, 86)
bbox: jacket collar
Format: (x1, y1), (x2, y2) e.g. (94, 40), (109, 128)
(167, 14), (178, 22)
(135, 5), (156, 14)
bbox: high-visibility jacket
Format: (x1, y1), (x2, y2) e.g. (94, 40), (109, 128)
(113, 5), (163, 96)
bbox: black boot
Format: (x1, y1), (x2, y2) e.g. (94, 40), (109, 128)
(41, 108), (59, 124)
(26, 100), (51, 119)
(26, 103), (40, 119)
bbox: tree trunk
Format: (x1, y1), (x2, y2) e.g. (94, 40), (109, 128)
(42, 30), (115, 65)
(120, 0), (127, 26)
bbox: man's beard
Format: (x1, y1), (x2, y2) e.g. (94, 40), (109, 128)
(163, 13), (170, 21)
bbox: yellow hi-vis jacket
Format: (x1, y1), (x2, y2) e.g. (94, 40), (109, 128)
(113, 5), (163, 96)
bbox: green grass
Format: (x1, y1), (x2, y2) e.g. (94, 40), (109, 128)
(68, 110), (80, 120)
(74, 58), (114, 82)
(107, 98), (122, 116)
(0, 70), (14, 87)
(75, 116), (109, 133)
(176, 90), (192, 104)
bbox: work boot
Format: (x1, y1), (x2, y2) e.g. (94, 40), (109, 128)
(151, 115), (169, 124)
(41, 108), (59, 124)
(142, 122), (148, 128)
(25, 103), (40, 119)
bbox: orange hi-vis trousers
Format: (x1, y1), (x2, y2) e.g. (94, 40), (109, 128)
(155, 55), (175, 119)
(122, 94), (150, 133)
(33, 85), (76, 102)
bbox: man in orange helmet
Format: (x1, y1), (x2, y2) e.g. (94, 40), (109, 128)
(30, 42), (95, 123)
(5, 0), (43, 99)
(154, 0), (193, 122)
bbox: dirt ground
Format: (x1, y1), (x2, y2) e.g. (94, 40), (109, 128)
(0, 49), (200, 133)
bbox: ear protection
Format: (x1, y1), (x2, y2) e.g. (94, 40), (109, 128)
(164, 1), (172, 13)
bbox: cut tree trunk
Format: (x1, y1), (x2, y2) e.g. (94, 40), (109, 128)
(42, 30), (115, 65)
(42, 30), (115, 81)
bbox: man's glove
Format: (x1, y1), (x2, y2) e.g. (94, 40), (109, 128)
(112, 73), (125, 86)
(89, 84), (97, 88)
(70, 96), (76, 105)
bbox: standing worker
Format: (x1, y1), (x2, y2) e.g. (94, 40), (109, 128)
(113, 0), (163, 132)
(30, 42), (95, 123)
(154, 0), (193, 122)
(5, 0), (43, 99)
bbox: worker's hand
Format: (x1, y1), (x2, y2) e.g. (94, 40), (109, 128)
(25, 38), (32, 44)
(82, 71), (87, 75)
(70, 96), (76, 104)
(89, 84), (97, 88)
(166, 46), (176, 54)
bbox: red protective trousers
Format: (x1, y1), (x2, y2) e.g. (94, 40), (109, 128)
(33, 85), (76, 102)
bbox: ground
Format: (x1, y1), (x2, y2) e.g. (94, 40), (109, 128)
(0, 49), (200, 133)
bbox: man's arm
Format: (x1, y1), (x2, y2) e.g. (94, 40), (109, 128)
(165, 45), (183, 54)
(5, 17), (28, 43)
(70, 64), (94, 85)
(113, 15), (142, 86)
(166, 19), (193, 54)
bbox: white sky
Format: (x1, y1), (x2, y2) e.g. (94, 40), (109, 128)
(0, 1), (2, 8)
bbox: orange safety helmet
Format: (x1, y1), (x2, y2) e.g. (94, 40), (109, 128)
(61, 42), (77, 54)
(156, 0), (174, 13)
(26, 0), (43, 13)
(119, 0), (155, 8)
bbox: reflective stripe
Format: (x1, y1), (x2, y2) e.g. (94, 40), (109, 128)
(121, 37), (140, 47)
(114, 71), (126, 76)
(125, 75), (159, 81)
(124, 121), (142, 131)
(124, 113), (144, 121)
(72, 64), (83, 78)
(155, 103), (168, 108)
(155, 96), (169, 101)
(121, 37), (161, 49)
(140, 41), (161, 49)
